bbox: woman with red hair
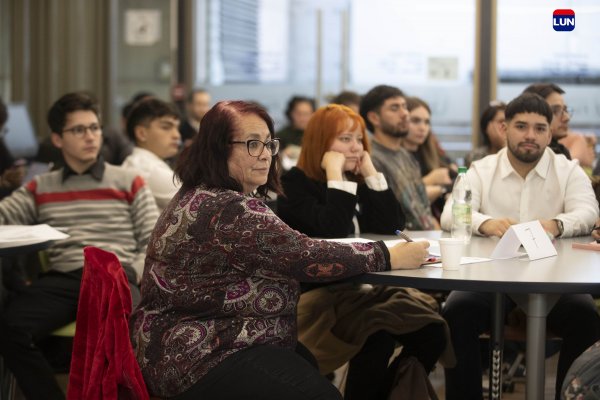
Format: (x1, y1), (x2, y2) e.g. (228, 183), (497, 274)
(278, 104), (404, 237)
(277, 104), (452, 400)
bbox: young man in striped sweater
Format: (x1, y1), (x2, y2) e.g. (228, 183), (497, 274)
(0, 92), (159, 400)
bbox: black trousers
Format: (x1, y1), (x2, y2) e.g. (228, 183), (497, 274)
(173, 342), (342, 400)
(442, 291), (600, 400)
(0, 268), (140, 400)
(344, 323), (446, 400)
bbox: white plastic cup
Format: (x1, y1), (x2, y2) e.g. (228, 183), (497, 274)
(439, 238), (464, 271)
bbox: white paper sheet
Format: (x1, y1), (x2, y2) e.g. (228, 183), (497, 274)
(0, 224), (69, 248)
(428, 256), (493, 268)
(325, 237), (435, 247)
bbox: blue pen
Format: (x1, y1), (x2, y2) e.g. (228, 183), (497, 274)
(394, 229), (413, 242)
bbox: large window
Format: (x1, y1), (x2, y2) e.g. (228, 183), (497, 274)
(349, 0), (476, 159)
(201, 0), (346, 85)
(196, 0), (478, 160)
(497, 0), (600, 134)
(350, 0), (475, 87)
(498, 0), (600, 83)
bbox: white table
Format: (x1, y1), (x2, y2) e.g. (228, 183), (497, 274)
(0, 225), (68, 301)
(354, 231), (600, 400)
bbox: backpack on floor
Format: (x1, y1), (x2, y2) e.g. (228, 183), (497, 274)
(562, 340), (600, 400)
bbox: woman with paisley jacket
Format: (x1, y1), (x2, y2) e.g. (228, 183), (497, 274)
(130, 101), (430, 400)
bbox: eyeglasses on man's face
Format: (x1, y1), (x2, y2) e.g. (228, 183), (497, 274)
(230, 138), (280, 157)
(550, 105), (574, 118)
(62, 123), (103, 137)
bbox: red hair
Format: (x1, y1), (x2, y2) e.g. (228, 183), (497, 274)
(297, 104), (370, 182)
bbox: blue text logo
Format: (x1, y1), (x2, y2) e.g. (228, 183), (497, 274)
(553, 9), (575, 31)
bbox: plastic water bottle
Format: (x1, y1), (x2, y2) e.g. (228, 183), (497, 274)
(451, 166), (472, 243)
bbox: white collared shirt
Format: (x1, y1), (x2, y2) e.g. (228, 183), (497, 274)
(122, 147), (180, 211)
(440, 147), (598, 237)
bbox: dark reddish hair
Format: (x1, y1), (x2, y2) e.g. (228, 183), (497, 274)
(174, 100), (282, 197)
(297, 104), (370, 182)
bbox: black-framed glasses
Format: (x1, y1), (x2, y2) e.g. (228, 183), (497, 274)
(550, 105), (574, 118)
(230, 138), (280, 157)
(62, 123), (103, 137)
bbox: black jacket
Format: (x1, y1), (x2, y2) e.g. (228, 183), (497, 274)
(277, 167), (405, 238)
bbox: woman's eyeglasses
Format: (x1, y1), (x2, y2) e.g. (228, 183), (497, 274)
(229, 138), (280, 157)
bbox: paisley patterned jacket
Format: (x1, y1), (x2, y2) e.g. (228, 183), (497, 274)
(129, 186), (390, 397)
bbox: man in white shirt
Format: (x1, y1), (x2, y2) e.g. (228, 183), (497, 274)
(122, 98), (181, 211)
(440, 93), (600, 400)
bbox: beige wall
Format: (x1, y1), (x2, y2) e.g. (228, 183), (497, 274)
(2, 0), (190, 138)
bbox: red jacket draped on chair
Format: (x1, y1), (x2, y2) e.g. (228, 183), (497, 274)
(67, 246), (149, 400)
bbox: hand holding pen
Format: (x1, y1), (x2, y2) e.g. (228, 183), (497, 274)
(388, 230), (430, 269)
(394, 229), (413, 242)
(394, 229), (440, 264)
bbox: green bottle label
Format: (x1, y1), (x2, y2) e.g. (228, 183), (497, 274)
(452, 203), (472, 225)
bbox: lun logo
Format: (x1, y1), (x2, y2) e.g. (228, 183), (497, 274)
(553, 9), (575, 31)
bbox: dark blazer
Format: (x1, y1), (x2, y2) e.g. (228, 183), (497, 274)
(179, 119), (197, 142)
(549, 137), (572, 160)
(277, 167), (405, 238)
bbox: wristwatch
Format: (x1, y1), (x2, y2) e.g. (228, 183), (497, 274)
(553, 219), (564, 237)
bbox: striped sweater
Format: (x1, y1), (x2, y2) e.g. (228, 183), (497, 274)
(0, 163), (159, 279)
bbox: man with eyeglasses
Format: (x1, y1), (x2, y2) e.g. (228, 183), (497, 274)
(0, 92), (159, 400)
(122, 98), (182, 211)
(523, 82), (573, 159)
(36, 96), (134, 169)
